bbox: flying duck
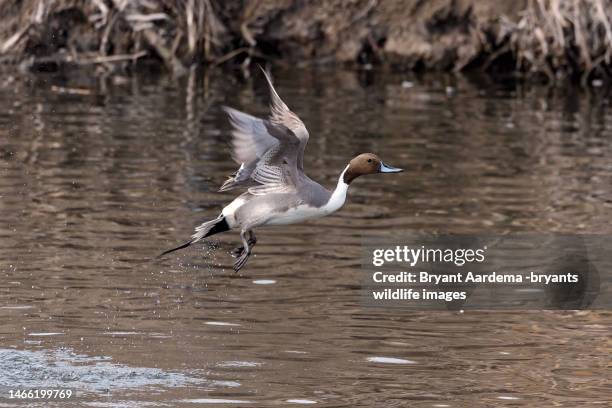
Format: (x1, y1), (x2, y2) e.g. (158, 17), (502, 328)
(159, 68), (402, 271)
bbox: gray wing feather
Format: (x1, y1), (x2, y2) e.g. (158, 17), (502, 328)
(259, 67), (309, 169)
(223, 106), (278, 165)
(220, 68), (309, 192)
(248, 122), (300, 196)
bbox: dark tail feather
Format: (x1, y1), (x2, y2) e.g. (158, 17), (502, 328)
(156, 240), (193, 259)
(157, 216), (230, 259)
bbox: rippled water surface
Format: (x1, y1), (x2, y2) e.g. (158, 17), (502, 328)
(0, 69), (610, 407)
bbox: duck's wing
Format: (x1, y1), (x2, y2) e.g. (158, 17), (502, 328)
(220, 107), (278, 191)
(219, 68), (309, 192)
(247, 121), (301, 196)
(260, 67), (310, 161)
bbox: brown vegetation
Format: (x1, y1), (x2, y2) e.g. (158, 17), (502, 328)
(500, 0), (612, 83)
(1, 0), (612, 83)
(0, 0), (229, 75)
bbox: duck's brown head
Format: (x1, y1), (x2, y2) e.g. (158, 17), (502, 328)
(343, 153), (403, 184)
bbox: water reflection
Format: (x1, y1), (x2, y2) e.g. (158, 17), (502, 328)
(0, 68), (610, 406)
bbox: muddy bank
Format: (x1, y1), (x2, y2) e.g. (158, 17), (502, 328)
(244, 0), (524, 71)
(1, 0), (611, 83)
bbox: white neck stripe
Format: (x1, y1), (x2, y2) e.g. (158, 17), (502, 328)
(323, 165), (350, 213)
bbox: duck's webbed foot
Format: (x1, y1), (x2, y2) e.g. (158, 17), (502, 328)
(233, 251), (250, 272)
(230, 231), (257, 258)
(230, 246), (243, 258)
(233, 230), (255, 272)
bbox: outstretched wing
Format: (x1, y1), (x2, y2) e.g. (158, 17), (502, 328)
(223, 107), (278, 165)
(219, 68), (310, 192)
(248, 121), (301, 196)
(260, 67), (309, 155)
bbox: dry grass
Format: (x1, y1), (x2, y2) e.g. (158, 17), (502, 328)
(500, 0), (612, 83)
(2, 0), (612, 83)
(0, 0), (233, 75)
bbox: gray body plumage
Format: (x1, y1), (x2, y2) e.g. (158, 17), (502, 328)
(228, 173), (333, 229)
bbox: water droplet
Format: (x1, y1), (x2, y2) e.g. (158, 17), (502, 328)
(367, 356), (416, 364)
(253, 279), (276, 285)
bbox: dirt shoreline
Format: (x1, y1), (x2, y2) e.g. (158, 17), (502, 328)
(1, 0), (611, 84)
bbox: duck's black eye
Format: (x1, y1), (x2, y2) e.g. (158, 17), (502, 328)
(367, 159), (372, 163)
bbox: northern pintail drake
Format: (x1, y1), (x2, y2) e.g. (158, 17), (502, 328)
(160, 68), (402, 271)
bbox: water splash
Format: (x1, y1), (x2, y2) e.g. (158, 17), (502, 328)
(0, 348), (201, 393)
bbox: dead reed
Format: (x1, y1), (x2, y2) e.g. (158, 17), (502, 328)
(499, 0), (612, 83)
(0, 0), (232, 75)
(2, 0), (612, 83)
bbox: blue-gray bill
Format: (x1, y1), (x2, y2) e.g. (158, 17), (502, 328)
(380, 162), (403, 173)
